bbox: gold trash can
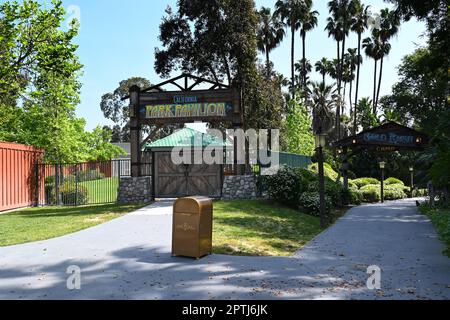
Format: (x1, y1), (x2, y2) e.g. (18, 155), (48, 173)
(172, 196), (213, 259)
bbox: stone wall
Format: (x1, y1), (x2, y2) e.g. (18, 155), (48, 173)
(118, 177), (152, 204)
(222, 175), (257, 200)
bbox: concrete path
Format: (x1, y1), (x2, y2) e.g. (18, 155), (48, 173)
(0, 198), (449, 300)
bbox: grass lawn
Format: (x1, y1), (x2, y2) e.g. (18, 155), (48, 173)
(420, 204), (450, 257)
(0, 203), (146, 247)
(212, 200), (324, 256)
(80, 177), (118, 204)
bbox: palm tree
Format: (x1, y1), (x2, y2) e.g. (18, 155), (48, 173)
(344, 48), (361, 125)
(315, 58), (331, 85)
(363, 34), (382, 114)
(310, 81), (337, 135)
(350, 0), (369, 134)
(295, 58), (312, 93)
(375, 8), (400, 108)
(275, 0), (303, 92)
(257, 7), (286, 78)
(300, 1), (319, 89)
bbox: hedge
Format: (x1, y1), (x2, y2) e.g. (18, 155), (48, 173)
(352, 177), (380, 188)
(384, 177), (404, 186)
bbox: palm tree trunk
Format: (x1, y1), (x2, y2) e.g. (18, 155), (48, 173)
(302, 32), (307, 90)
(375, 55), (384, 110)
(349, 78), (353, 119)
(340, 36), (346, 95)
(372, 59), (378, 115)
(353, 32), (361, 135)
(343, 81), (347, 115)
(322, 73), (326, 85)
(266, 49), (270, 78)
(291, 26), (295, 93)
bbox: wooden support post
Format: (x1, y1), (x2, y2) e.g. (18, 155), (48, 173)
(130, 85), (141, 177)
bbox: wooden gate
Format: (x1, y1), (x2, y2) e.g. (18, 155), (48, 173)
(154, 152), (222, 198)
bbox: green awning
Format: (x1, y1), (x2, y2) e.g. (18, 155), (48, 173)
(145, 128), (232, 149)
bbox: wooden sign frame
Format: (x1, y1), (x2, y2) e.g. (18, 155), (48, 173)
(126, 73), (243, 177)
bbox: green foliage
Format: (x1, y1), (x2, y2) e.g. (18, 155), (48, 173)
(352, 177), (380, 188)
(0, 0), (123, 163)
(264, 166), (312, 206)
(285, 98), (315, 156)
(306, 178), (344, 207)
(59, 183), (88, 205)
(343, 188), (363, 205)
(360, 184), (382, 191)
(359, 188), (381, 203)
(298, 192), (332, 216)
(77, 170), (105, 182)
(384, 188), (406, 200)
(309, 162), (340, 181)
(384, 177), (405, 186)
(420, 203), (450, 256)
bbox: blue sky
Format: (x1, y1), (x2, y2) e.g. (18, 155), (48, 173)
(28, 0), (427, 130)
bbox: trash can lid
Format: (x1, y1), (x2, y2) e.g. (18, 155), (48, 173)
(174, 196), (213, 214)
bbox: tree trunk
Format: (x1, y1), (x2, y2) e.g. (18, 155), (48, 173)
(266, 49), (270, 78)
(322, 73), (326, 85)
(353, 32), (361, 135)
(343, 81), (346, 114)
(335, 40), (340, 138)
(349, 77), (353, 120)
(375, 55), (384, 111)
(372, 59), (378, 115)
(302, 32), (307, 90)
(291, 26), (295, 93)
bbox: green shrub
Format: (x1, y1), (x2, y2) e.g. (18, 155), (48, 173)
(360, 188), (381, 203)
(342, 188), (363, 205)
(77, 169), (105, 182)
(360, 184), (382, 191)
(384, 188), (406, 200)
(306, 178), (344, 207)
(413, 189), (428, 197)
(45, 174), (76, 185)
(59, 183), (88, 205)
(298, 191), (332, 216)
(348, 180), (358, 190)
(384, 177), (405, 186)
(352, 177), (380, 188)
(309, 162), (339, 181)
(265, 166), (306, 206)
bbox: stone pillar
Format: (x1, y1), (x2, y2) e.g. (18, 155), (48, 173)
(118, 177), (152, 204)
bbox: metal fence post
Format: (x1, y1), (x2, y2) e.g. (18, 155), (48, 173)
(75, 164), (78, 206)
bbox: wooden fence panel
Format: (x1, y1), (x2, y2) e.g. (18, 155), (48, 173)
(0, 142), (44, 212)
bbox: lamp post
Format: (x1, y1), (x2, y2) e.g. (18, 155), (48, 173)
(315, 132), (327, 228)
(409, 166), (414, 198)
(379, 161), (386, 203)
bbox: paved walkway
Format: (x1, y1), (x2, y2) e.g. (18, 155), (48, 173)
(0, 198), (449, 300)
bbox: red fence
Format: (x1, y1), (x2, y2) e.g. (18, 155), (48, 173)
(0, 142), (44, 212)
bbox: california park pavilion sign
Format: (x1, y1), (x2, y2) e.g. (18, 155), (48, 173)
(126, 73), (243, 177)
(141, 92), (235, 121)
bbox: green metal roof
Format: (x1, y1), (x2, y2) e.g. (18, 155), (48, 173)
(145, 128), (231, 149)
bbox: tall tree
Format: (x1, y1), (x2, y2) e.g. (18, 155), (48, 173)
(310, 81), (336, 135)
(362, 34), (382, 114)
(299, 1), (319, 90)
(257, 7), (285, 77)
(375, 8), (400, 109)
(275, 0), (303, 93)
(315, 57), (332, 85)
(343, 48), (358, 122)
(285, 98), (315, 156)
(350, 0), (369, 134)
